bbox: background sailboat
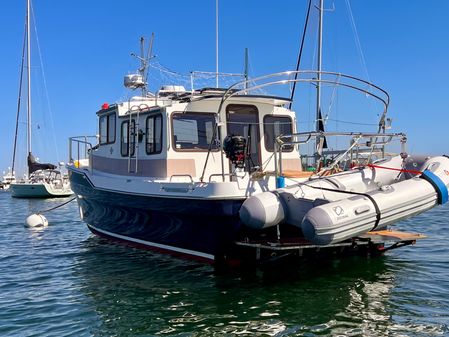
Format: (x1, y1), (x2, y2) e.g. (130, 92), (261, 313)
(9, 0), (72, 198)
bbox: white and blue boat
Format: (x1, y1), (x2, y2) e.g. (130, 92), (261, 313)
(67, 72), (449, 264)
(67, 3), (448, 265)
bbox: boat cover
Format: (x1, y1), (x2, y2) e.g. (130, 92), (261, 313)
(28, 153), (56, 174)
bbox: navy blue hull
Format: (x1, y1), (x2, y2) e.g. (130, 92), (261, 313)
(69, 170), (244, 261)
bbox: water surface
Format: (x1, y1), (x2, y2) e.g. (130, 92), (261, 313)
(0, 191), (448, 336)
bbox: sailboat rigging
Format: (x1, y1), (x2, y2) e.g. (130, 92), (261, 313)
(9, 0), (72, 198)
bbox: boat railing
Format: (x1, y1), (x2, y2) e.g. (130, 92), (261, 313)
(217, 70), (390, 125)
(68, 136), (97, 171)
(200, 70), (391, 182)
(169, 174), (194, 183)
(274, 131), (407, 177)
(208, 173), (242, 183)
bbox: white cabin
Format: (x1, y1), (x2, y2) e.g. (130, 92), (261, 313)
(90, 89), (304, 188)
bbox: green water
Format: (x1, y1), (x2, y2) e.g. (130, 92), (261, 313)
(0, 191), (448, 336)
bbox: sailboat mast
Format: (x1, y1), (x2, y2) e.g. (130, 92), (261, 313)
(26, 0), (32, 159)
(316, 0), (323, 135)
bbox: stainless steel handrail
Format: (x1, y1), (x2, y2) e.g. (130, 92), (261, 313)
(169, 174), (194, 183)
(200, 70), (392, 182)
(274, 131), (407, 177)
(276, 131), (405, 144)
(219, 70), (390, 118)
(68, 136), (97, 171)
(208, 173), (237, 182)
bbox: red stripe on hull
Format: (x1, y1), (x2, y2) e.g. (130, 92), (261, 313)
(87, 225), (215, 265)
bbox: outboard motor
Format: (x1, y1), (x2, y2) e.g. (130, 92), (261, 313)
(223, 135), (246, 169)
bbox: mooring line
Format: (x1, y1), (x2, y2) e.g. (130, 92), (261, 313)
(37, 197), (76, 214)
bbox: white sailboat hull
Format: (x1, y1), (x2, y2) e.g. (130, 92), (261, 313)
(10, 182), (73, 198)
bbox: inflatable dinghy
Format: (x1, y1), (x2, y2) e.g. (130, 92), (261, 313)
(240, 155), (449, 245)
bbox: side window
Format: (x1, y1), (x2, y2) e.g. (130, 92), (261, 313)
(146, 114), (163, 154)
(264, 115), (293, 152)
(121, 120), (135, 157)
(99, 116), (107, 144)
(108, 114), (116, 143)
(99, 113), (116, 145)
(172, 112), (218, 151)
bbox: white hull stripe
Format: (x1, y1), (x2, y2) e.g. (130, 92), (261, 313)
(88, 224), (215, 261)
(72, 168), (246, 201)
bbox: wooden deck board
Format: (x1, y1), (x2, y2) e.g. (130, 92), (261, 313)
(362, 229), (426, 242)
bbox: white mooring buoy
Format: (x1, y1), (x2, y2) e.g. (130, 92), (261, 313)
(25, 213), (49, 228)
(24, 197), (76, 228)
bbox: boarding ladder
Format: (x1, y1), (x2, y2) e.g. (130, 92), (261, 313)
(127, 104), (148, 174)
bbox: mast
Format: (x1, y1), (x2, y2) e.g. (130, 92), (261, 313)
(12, 14), (28, 176)
(26, 0), (32, 176)
(314, 0), (329, 163)
(316, 0), (323, 137)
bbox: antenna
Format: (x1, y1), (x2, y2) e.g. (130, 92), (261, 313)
(244, 48), (249, 90)
(144, 32), (155, 91)
(215, 0), (219, 88)
(139, 37), (145, 96)
(125, 34), (155, 96)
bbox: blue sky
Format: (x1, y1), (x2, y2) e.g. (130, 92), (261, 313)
(1, 1), (448, 176)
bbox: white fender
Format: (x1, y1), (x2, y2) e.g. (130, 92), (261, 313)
(239, 192), (285, 229)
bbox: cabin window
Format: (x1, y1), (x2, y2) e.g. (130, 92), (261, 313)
(121, 120), (135, 157)
(226, 104), (261, 169)
(146, 114), (163, 154)
(264, 115), (294, 152)
(99, 113), (116, 144)
(108, 114), (116, 143)
(172, 112), (218, 151)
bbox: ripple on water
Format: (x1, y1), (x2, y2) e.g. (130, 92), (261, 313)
(0, 194), (449, 336)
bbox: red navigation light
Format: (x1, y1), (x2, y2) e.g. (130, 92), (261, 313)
(101, 103), (109, 110)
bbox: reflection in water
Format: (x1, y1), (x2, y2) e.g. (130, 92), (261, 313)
(1, 193), (448, 337)
(74, 237), (408, 336)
